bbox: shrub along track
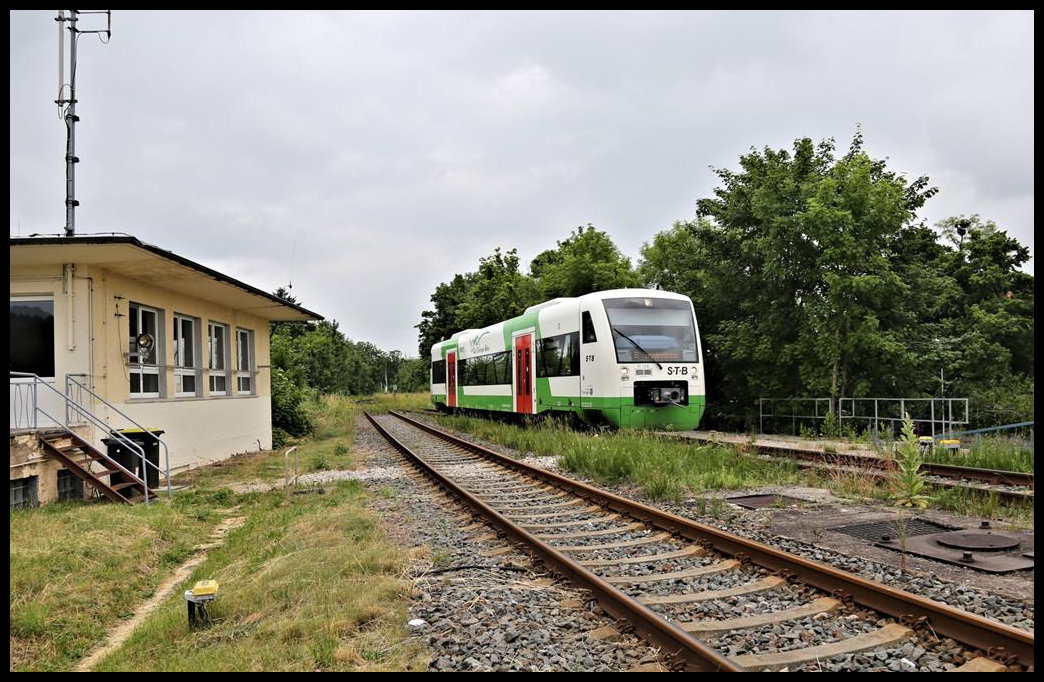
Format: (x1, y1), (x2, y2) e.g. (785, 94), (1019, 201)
(367, 410), (1032, 672)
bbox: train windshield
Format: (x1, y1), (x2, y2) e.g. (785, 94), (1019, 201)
(603, 297), (699, 364)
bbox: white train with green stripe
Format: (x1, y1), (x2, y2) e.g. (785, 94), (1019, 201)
(430, 289), (706, 429)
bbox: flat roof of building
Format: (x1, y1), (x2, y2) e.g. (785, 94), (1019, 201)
(10, 234), (323, 322)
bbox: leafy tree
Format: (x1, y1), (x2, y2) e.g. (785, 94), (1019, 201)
(643, 132), (940, 428)
(416, 272), (476, 356)
(531, 224), (640, 298)
(270, 285), (312, 339)
(395, 357), (431, 393)
(457, 247), (540, 330)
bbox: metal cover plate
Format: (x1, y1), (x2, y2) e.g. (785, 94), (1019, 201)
(726, 494), (807, 509)
(830, 518), (953, 541)
(934, 531), (1021, 551)
(875, 534), (1034, 574)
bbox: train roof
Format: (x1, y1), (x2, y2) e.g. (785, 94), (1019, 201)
(430, 288), (692, 355)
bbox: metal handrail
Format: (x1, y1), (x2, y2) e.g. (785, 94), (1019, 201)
(10, 372), (153, 501)
(66, 374), (171, 496)
(34, 403), (148, 495)
(284, 446), (299, 490)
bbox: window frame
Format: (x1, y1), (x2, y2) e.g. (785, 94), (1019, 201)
(129, 302), (162, 398)
(236, 327), (255, 395)
(10, 296), (56, 379)
(432, 358), (447, 384)
(173, 313), (202, 398)
(208, 321), (230, 396)
(536, 332), (580, 379)
(10, 476), (39, 511)
(57, 468), (84, 501)
(582, 310), (598, 344)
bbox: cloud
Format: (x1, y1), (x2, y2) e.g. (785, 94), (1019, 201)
(10, 10), (1034, 354)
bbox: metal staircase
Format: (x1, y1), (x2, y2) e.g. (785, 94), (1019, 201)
(11, 372), (170, 505)
(37, 430), (155, 504)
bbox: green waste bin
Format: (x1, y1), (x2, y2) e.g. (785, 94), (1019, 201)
(113, 429), (165, 489)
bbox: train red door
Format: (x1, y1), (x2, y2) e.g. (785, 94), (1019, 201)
(514, 334), (533, 414)
(447, 351), (457, 408)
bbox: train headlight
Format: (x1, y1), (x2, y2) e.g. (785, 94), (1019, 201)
(620, 367), (629, 375)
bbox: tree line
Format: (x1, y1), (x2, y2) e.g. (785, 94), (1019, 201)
(268, 287), (429, 443)
(415, 132), (1033, 430)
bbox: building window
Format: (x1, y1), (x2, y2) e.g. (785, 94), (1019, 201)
(236, 328), (255, 395)
(129, 303), (162, 397)
(10, 476), (39, 511)
(10, 298), (55, 378)
(209, 322), (229, 395)
(57, 469), (84, 502)
(173, 313), (202, 397)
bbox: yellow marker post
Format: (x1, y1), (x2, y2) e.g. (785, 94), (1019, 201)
(185, 580), (219, 628)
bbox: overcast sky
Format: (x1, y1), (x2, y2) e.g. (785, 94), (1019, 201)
(10, 10), (1034, 355)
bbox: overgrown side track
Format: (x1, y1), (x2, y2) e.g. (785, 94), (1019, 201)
(369, 410), (1033, 671)
(660, 432), (1034, 502)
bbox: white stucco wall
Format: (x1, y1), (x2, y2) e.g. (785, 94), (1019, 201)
(12, 257), (279, 472)
(114, 396), (272, 471)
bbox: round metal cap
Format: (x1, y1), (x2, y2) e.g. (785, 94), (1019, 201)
(935, 531), (1020, 551)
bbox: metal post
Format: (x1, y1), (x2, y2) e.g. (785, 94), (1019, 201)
(63, 11), (78, 236)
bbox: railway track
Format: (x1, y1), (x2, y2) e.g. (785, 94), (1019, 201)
(366, 410), (1032, 672)
(697, 436), (1034, 503)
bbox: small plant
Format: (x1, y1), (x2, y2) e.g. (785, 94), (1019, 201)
(333, 443), (349, 457)
(430, 549), (453, 566)
(886, 413), (930, 509)
(310, 452), (330, 472)
(708, 497), (732, 521)
(822, 410), (841, 439)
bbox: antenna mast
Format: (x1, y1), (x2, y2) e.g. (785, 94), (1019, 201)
(55, 9), (111, 237)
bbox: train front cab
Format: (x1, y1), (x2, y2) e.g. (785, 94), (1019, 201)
(582, 292), (706, 431)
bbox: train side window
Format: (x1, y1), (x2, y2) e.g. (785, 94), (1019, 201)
(432, 359), (446, 384)
(582, 311), (597, 343)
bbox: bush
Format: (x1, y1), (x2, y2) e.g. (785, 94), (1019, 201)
(271, 367), (315, 441)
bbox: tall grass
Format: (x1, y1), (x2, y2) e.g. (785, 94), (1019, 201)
(437, 413), (1036, 523)
(9, 498), (218, 671)
(92, 482), (427, 672)
(924, 434), (1034, 474)
(11, 394), (428, 672)
(435, 415), (801, 501)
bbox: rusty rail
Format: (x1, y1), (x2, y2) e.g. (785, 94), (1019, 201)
(388, 410), (1034, 669)
(365, 411), (742, 672)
